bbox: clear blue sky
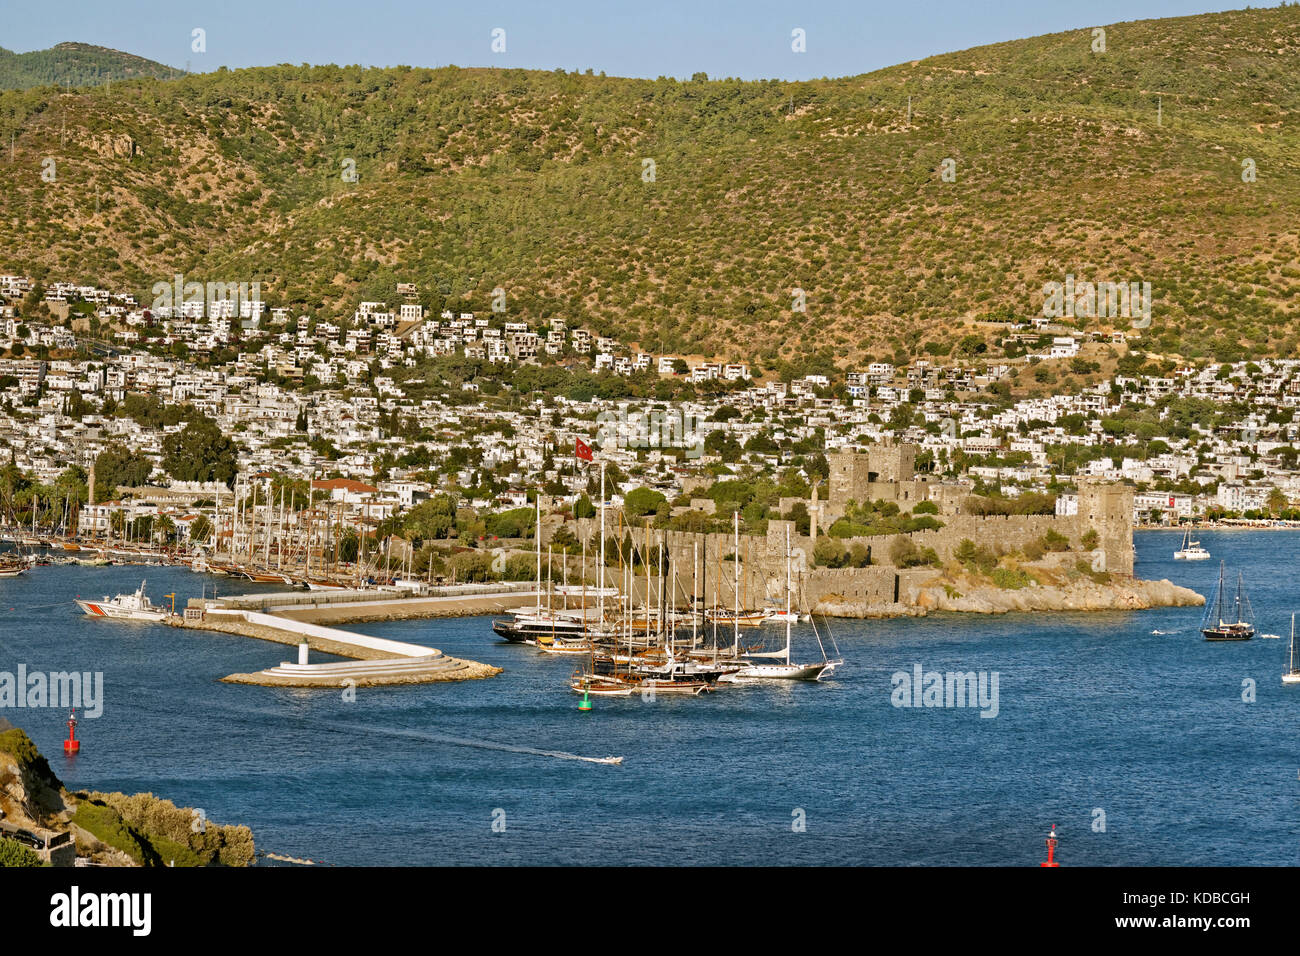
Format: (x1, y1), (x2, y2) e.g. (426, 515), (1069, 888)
(7, 0), (1248, 80)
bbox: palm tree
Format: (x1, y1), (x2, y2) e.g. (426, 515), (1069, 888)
(154, 514), (176, 547)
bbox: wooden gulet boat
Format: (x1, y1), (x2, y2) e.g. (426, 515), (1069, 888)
(1201, 561), (1255, 641)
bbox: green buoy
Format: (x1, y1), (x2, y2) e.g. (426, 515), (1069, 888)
(578, 690), (592, 711)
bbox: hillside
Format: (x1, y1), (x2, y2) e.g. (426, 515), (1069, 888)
(0, 42), (181, 90)
(1, 7), (1298, 371)
(0, 723), (255, 866)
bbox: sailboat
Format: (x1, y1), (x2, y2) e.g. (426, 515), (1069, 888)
(1283, 615), (1300, 685)
(1173, 528), (1209, 560)
(704, 512), (767, 626)
(730, 527), (840, 681)
(1200, 561), (1254, 641)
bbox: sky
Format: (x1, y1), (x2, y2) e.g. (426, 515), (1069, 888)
(4, 0), (1250, 80)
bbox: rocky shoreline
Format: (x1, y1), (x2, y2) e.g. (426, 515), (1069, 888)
(814, 575), (1204, 618)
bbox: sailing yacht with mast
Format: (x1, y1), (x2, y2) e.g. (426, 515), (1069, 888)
(730, 527), (840, 681)
(704, 512), (767, 626)
(1173, 528), (1209, 560)
(1200, 561), (1255, 641)
(1283, 615), (1300, 684)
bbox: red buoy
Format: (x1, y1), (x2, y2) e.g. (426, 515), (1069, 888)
(1039, 825), (1059, 866)
(63, 710), (80, 755)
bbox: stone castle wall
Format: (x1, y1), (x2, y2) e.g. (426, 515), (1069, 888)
(558, 470), (1137, 609)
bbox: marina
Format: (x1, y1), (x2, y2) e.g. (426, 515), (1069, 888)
(2, 529), (1298, 865)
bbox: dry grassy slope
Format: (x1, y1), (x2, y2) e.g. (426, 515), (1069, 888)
(0, 7), (1297, 369)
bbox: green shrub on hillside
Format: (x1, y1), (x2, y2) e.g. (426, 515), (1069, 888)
(991, 568), (1032, 590)
(0, 836), (44, 867)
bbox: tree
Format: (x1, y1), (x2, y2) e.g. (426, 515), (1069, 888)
(1268, 487), (1289, 517)
(93, 445), (152, 502)
(154, 514), (175, 544)
(623, 487), (667, 519)
(162, 419), (238, 487)
(787, 501), (810, 535)
(0, 837), (43, 867)
(189, 514), (214, 547)
(890, 537), (938, 568)
(814, 536), (846, 567)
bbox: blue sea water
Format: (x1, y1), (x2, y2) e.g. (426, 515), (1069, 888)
(2, 531), (1298, 866)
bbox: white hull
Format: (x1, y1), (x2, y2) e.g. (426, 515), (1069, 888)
(75, 599), (168, 622)
(1283, 672), (1300, 684)
(75, 579), (169, 622)
(733, 661), (829, 681)
(535, 641), (595, 655)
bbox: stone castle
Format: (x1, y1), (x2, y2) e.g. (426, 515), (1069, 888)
(569, 441), (1135, 612)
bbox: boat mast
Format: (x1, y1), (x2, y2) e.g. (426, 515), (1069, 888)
(692, 540), (698, 652)
(712, 536), (719, 662)
(733, 510), (740, 654)
(535, 493), (541, 615)
(1216, 561), (1226, 627)
(598, 461), (605, 621)
(657, 533), (664, 646)
(644, 520), (651, 637)
(784, 524), (792, 665)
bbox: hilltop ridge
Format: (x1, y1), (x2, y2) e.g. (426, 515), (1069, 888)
(0, 6), (1297, 370)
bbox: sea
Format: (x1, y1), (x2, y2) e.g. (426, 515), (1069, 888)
(1, 529), (1297, 866)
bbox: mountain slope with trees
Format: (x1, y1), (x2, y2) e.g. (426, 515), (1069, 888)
(1, 7), (1298, 370)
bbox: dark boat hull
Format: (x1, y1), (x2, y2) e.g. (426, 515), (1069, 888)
(1203, 626), (1254, 641)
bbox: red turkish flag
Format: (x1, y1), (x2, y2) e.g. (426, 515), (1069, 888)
(575, 438), (594, 461)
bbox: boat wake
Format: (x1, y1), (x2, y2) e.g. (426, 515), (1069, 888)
(172, 699), (625, 766)
(325, 722), (624, 765)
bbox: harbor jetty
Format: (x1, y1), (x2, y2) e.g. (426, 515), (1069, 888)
(177, 584), (531, 687)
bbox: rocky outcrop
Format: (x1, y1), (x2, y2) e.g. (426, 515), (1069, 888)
(811, 574), (1203, 618)
(0, 726), (67, 827)
(810, 599), (926, 619)
(913, 576), (1204, 615)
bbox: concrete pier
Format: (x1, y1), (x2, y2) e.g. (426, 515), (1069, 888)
(180, 589), (507, 687)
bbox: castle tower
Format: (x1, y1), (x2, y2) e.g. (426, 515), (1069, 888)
(1077, 480), (1134, 576)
